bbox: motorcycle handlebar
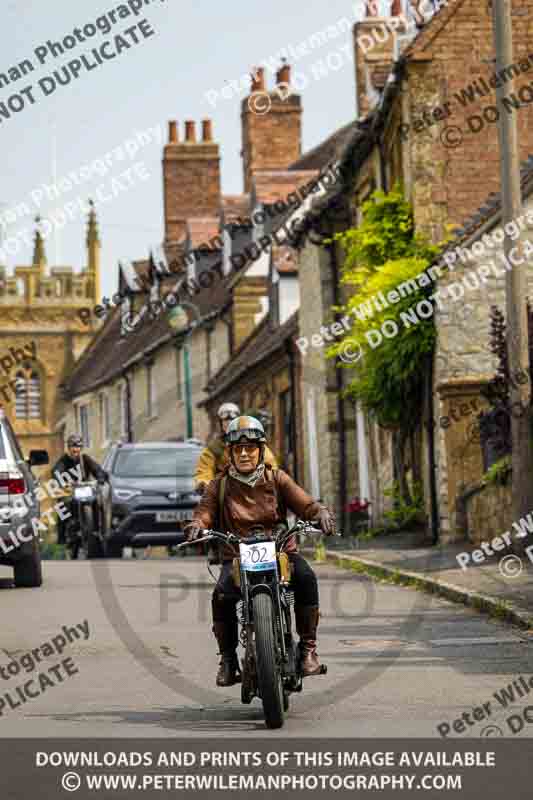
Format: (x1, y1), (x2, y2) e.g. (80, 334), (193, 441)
(176, 522), (340, 550)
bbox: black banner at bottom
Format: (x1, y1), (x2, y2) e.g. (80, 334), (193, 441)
(1, 739), (530, 799)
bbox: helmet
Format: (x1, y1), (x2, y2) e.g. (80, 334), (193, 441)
(225, 415), (266, 445)
(67, 434), (83, 448)
(217, 402), (240, 421)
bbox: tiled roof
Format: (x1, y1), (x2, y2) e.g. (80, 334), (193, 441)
(439, 154), (533, 252)
(289, 120), (359, 171)
(403, 0), (466, 59)
(204, 312), (299, 401)
(65, 261), (232, 398)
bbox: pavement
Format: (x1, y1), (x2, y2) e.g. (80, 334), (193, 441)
(315, 530), (533, 630)
(1, 557), (533, 738)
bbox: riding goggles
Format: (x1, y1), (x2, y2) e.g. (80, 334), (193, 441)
(226, 429), (265, 444)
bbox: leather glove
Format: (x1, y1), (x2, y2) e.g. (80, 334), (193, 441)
(316, 508), (335, 536)
(185, 522), (202, 542)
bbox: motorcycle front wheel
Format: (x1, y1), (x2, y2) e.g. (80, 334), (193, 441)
(253, 592), (284, 730)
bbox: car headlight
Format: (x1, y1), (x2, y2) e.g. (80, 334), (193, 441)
(113, 489), (142, 501)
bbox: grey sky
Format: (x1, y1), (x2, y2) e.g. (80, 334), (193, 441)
(0, 0), (365, 299)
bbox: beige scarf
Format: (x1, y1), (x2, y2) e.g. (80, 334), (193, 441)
(228, 463), (265, 488)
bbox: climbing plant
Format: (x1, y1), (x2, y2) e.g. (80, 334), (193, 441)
(327, 185), (443, 505)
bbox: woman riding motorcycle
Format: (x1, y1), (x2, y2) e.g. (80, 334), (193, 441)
(194, 403), (277, 493)
(185, 416), (335, 687)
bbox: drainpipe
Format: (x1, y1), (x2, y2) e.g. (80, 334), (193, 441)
(378, 135), (388, 193)
(426, 354), (440, 543)
(285, 339), (299, 483)
(327, 239), (348, 536)
(122, 371), (133, 443)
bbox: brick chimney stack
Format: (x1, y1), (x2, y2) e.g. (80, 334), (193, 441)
(276, 62), (291, 86)
(241, 63), (302, 194)
(202, 119), (213, 142)
(185, 120), (196, 142)
(168, 120), (178, 143)
(251, 67), (266, 92)
(162, 119), (221, 246)
(353, 2), (407, 119)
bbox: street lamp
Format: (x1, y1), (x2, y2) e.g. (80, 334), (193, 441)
(167, 302), (199, 439)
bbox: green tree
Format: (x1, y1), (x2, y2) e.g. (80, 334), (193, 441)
(328, 185), (443, 505)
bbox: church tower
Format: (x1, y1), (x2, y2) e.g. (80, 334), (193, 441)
(0, 207), (101, 470)
(86, 200), (101, 301)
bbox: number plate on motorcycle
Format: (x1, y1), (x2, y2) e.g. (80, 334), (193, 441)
(239, 541), (276, 572)
(73, 486), (94, 500)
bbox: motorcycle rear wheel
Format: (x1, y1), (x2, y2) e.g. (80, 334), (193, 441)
(253, 593), (284, 730)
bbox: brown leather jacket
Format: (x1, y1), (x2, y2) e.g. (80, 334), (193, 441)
(192, 467), (323, 560)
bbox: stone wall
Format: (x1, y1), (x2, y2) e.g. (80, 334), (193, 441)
(434, 193), (533, 539)
(465, 482), (513, 546)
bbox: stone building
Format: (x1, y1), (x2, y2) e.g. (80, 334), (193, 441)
(0, 207), (100, 467)
(61, 65), (318, 460)
(432, 163), (533, 543)
(279, 0), (533, 538)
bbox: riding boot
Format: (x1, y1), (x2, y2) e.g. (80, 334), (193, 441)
(212, 620), (241, 686)
(295, 605), (321, 676)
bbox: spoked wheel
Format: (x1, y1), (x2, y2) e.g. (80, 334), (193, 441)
(253, 593), (284, 730)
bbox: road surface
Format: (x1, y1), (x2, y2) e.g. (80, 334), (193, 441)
(1, 557), (532, 738)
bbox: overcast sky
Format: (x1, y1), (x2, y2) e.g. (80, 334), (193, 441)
(0, 0), (370, 298)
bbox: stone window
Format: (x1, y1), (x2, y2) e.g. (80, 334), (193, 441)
(79, 404), (90, 448)
(146, 363), (157, 418)
(120, 384), (128, 439)
(100, 393), (110, 443)
(14, 365), (41, 420)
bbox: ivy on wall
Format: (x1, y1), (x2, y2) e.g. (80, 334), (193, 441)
(327, 184), (443, 504)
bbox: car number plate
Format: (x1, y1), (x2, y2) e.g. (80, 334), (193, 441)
(74, 486), (94, 501)
(156, 511), (188, 523)
(239, 540), (276, 572)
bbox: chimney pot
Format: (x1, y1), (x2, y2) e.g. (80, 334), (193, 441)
(276, 62), (291, 86)
(168, 120), (178, 143)
(202, 119), (213, 141)
(185, 120), (196, 142)
(250, 67), (265, 92)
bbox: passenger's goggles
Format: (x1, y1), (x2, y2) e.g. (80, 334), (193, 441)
(219, 411), (239, 421)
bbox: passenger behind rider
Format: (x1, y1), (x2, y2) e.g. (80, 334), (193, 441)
(194, 402), (278, 494)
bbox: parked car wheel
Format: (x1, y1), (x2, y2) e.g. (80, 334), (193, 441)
(13, 539), (42, 588)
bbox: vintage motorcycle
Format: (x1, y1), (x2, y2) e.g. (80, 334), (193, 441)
(62, 480), (106, 559)
(179, 519), (337, 729)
